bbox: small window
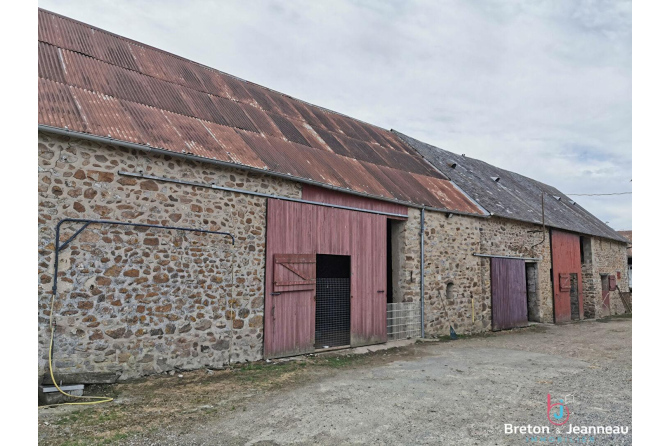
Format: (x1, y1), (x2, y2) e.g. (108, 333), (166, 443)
(446, 282), (455, 300)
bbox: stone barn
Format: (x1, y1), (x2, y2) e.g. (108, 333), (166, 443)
(37, 9), (487, 382)
(396, 132), (631, 329)
(37, 8), (629, 385)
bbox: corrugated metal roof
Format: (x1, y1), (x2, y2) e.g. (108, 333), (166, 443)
(37, 8), (484, 216)
(396, 131), (628, 243)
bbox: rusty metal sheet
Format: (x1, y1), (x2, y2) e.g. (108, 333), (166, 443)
(201, 123), (265, 168)
(38, 9), (95, 56)
(126, 42), (173, 84)
(308, 107), (342, 134)
(91, 29), (139, 71)
(37, 8), (486, 216)
(70, 87), (143, 144)
(244, 83), (281, 113)
(238, 103), (283, 138)
(265, 90), (301, 119)
(374, 166), (442, 207)
(237, 132), (302, 177)
(321, 156), (392, 199)
(155, 110), (222, 159)
(328, 114), (366, 140)
(38, 42), (66, 84)
(220, 76), (256, 104)
(290, 100), (329, 132)
(145, 76), (197, 117)
(268, 113), (311, 147)
(59, 49), (110, 94)
(294, 123), (331, 152)
(38, 78), (86, 133)
(209, 96), (259, 133)
(358, 163), (413, 203)
(411, 174), (484, 214)
(117, 100), (186, 152)
(280, 142), (349, 188)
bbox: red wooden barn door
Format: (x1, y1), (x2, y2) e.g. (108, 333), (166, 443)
(264, 200), (317, 359)
(491, 258), (528, 331)
(350, 212), (387, 347)
(551, 230), (584, 324)
(264, 198), (389, 358)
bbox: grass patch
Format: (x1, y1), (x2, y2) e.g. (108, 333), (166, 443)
(39, 344), (421, 446)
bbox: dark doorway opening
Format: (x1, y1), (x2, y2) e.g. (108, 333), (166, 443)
(315, 254), (351, 349)
(386, 219), (393, 304)
(569, 273), (580, 320)
(525, 262), (540, 323)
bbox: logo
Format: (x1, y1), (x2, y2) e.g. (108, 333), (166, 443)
(546, 394), (570, 426)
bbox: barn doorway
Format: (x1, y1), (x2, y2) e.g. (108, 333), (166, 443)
(525, 262), (541, 322)
(315, 254), (351, 349)
(491, 257), (529, 331)
(600, 274), (611, 315)
(569, 273), (580, 320)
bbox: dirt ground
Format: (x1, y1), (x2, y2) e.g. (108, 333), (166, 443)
(38, 316), (632, 445)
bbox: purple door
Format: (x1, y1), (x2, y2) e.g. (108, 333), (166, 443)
(491, 258), (528, 331)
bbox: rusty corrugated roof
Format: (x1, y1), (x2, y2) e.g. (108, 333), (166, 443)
(37, 8), (484, 216)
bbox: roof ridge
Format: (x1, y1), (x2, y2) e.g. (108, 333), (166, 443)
(38, 7), (397, 135)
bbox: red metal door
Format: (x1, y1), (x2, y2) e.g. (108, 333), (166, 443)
(490, 258), (528, 331)
(551, 231), (584, 323)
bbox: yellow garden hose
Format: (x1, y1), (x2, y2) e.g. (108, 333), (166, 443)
(45, 290), (113, 406)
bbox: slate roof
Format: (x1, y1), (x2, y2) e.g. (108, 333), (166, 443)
(37, 8), (484, 216)
(395, 131), (628, 243)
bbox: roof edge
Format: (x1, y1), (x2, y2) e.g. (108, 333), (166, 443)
(39, 124), (488, 219)
(393, 130), (489, 216)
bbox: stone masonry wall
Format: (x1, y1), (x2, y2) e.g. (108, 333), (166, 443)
(583, 236), (630, 318)
(38, 132), (300, 380)
(396, 210), (488, 336)
(478, 217), (553, 323)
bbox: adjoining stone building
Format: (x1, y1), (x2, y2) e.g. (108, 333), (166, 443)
(395, 132), (631, 328)
(38, 8), (629, 384)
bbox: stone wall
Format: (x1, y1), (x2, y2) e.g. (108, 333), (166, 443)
(395, 210), (488, 336)
(582, 236), (630, 318)
(38, 132), (300, 380)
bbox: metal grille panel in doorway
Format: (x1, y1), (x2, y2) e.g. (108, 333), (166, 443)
(387, 302), (421, 340)
(315, 278), (350, 349)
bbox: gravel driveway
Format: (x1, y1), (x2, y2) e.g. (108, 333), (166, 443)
(129, 318), (632, 445)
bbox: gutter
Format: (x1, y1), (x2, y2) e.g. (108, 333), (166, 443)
(38, 125), (489, 219)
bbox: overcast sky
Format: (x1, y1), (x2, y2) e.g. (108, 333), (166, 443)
(39, 0), (632, 230)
